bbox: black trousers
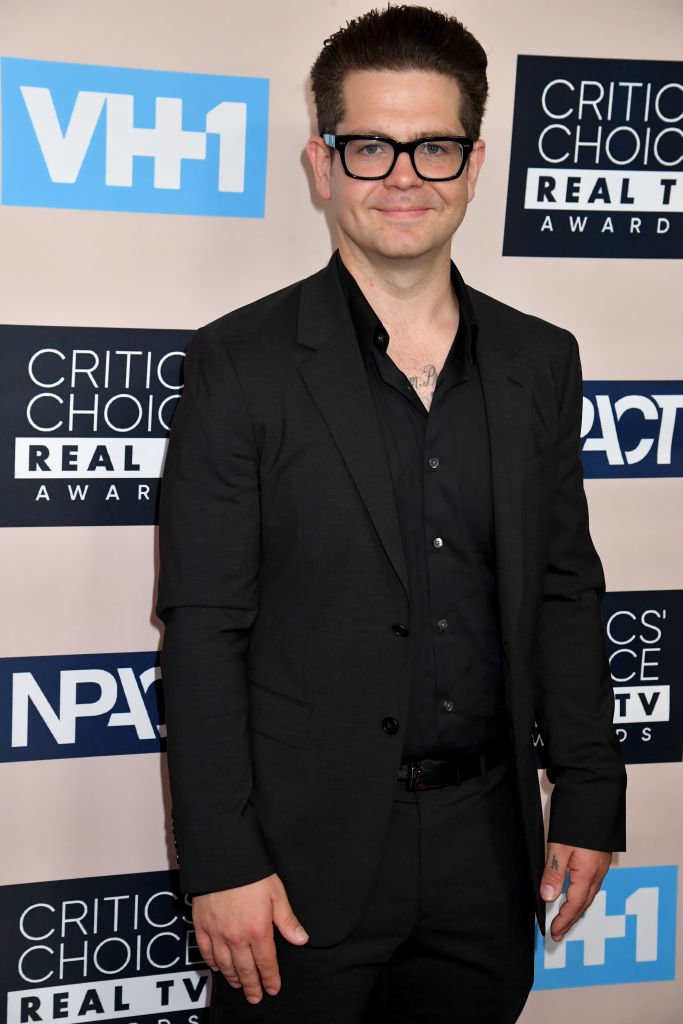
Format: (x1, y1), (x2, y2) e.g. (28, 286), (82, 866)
(210, 758), (535, 1023)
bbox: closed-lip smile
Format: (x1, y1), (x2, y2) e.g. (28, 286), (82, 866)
(375, 205), (433, 217)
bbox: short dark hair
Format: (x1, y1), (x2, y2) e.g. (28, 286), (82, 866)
(310, 5), (488, 139)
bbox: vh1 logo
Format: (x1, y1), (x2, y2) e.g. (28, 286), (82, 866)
(0, 57), (269, 216)
(534, 866), (677, 989)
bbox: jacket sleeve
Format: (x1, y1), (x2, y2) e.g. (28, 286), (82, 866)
(157, 325), (274, 894)
(536, 332), (626, 852)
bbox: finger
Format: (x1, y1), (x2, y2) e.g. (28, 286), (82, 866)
(194, 928), (219, 973)
(231, 946), (265, 1004)
(272, 894), (309, 946)
(213, 945), (241, 988)
(550, 875), (592, 940)
(252, 935), (282, 996)
(551, 900), (586, 940)
(540, 844), (570, 902)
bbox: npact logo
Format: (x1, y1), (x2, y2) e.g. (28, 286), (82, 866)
(581, 382), (683, 477)
(533, 866), (677, 989)
(0, 652), (164, 762)
(0, 58), (269, 216)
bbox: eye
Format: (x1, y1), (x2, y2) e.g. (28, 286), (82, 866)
(358, 142), (387, 157)
(419, 141), (448, 157)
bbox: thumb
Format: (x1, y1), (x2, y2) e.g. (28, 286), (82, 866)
(272, 892), (309, 945)
(541, 843), (571, 902)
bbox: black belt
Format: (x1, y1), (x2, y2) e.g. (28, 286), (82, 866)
(397, 745), (506, 792)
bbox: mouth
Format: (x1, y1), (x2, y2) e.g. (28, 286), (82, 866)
(374, 206), (434, 220)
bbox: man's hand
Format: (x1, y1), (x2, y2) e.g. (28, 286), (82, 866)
(192, 874), (309, 1004)
(540, 843), (612, 941)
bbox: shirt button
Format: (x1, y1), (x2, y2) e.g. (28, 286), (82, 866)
(432, 537), (444, 549)
(441, 699), (455, 714)
(436, 618), (448, 632)
(391, 623), (410, 637)
(382, 717), (400, 735)
(428, 456), (440, 469)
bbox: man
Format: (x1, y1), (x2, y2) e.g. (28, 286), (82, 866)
(158, 7), (626, 1022)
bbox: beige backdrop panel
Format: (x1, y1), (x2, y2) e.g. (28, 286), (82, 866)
(1, 1), (681, 1021)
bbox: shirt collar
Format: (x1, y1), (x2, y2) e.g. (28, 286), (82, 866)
(334, 249), (477, 365)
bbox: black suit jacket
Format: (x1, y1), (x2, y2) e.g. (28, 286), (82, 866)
(158, 256), (626, 943)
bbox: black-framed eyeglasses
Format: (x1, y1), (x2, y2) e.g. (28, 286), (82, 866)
(322, 133), (474, 181)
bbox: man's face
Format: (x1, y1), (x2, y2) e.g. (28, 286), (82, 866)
(307, 69), (485, 265)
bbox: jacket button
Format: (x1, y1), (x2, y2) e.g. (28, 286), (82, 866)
(391, 623), (410, 637)
(382, 717), (399, 735)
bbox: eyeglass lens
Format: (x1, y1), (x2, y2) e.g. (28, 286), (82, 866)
(344, 139), (466, 179)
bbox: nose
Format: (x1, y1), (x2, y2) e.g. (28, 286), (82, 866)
(384, 150), (421, 188)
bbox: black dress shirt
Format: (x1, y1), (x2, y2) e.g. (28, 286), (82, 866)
(336, 253), (506, 759)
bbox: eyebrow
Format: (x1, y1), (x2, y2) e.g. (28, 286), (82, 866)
(346, 128), (464, 140)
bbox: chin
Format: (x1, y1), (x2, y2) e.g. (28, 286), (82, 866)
(372, 235), (444, 261)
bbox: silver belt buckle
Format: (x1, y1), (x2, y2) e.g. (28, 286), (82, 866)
(406, 762), (422, 791)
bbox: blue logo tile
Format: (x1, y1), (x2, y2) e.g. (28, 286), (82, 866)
(1, 57), (269, 216)
(534, 866), (678, 988)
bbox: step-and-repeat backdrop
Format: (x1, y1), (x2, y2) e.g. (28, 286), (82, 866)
(0, 1), (680, 1021)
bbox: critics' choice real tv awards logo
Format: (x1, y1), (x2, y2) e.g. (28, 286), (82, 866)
(533, 866), (677, 990)
(504, 56), (682, 257)
(0, 324), (190, 526)
(0, 870), (209, 1024)
(602, 591), (683, 764)
(533, 590), (682, 765)
(0, 651), (164, 763)
(0, 57), (269, 217)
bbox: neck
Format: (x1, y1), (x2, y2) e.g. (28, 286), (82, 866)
(337, 238), (458, 337)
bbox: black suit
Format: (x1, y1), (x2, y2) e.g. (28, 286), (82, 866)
(158, 255), (626, 954)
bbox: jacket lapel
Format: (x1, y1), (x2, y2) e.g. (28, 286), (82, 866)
(473, 296), (534, 643)
(295, 262), (409, 596)
(292, 261), (535, 623)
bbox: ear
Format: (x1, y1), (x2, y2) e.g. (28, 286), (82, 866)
(306, 135), (333, 201)
(466, 139), (486, 203)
